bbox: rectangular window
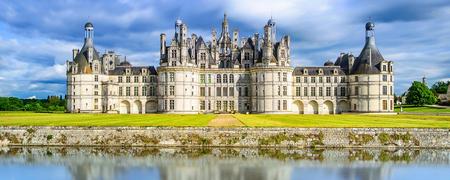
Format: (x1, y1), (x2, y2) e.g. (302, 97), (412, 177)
(277, 72), (281, 81)
(143, 76), (147, 83)
(326, 77), (331, 83)
(94, 91), (98, 95)
(223, 87), (228, 96)
(383, 100), (387, 110)
(229, 101), (234, 111)
(216, 74), (221, 83)
(201, 53), (206, 60)
(304, 87), (308, 96)
(390, 86), (393, 95)
(119, 87), (123, 96)
(244, 87), (249, 96)
(169, 72), (175, 82)
(283, 72), (287, 82)
(208, 74), (212, 83)
(134, 87), (138, 96)
(355, 76), (359, 82)
(296, 87), (301, 96)
(118, 76), (123, 83)
(216, 87), (221, 96)
(304, 77), (308, 83)
(134, 76), (139, 83)
(171, 50), (177, 58)
(319, 77), (323, 83)
(169, 86), (175, 96)
(283, 100), (287, 110)
(216, 101), (221, 110)
(229, 87), (234, 96)
(94, 75), (98, 82)
(341, 77), (345, 83)
(208, 87), (211, 96)
(355, 86), (359, 95)
(170, 100), (175, 110)
(126, 87), (130, 96)
(142, 86), (147, 96)
(340, 87), (346, 96)
(311, 77), (316, 83)
(383, 65), (387, 71)
(334, 87), (338, 96)
(229, 74), (234, 83)
(283, 86), (287, 96)
(334, 77), (338, 83)
(94, 84), (98, 89)
(200, 101), (205, 110)
(326, 87), (331, 96)
(296, 77), (301, 83)
(390, 100), (393, 110)
(200, 74), (206, 83)
(277, 86), (281, 96)
(277, 100), (281, 110)
(319, 87), (323, 96)
(383, 86), (388, 95)
(383, 75), (387, 82)
(126, 76), (131, 83)
(200, 87), (205, 96)
(311, 87), (316, 96)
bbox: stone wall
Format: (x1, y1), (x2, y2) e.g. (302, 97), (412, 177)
(0, 127), (448, 148)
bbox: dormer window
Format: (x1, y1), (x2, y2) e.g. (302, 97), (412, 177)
(318, 69), (323, 75)
(171, 50), (177, 58)
(303, 69), (308, 75)
(333, 69), (338, 75)
(383, 65), (387, 71)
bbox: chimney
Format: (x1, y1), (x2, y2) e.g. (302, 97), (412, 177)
(72, 49), (79, 60)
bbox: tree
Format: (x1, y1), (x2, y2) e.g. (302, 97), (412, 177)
(431, 81), (449, 94)
(406, 81), (437, 106)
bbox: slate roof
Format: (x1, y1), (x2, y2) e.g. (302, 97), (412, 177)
(108, 66), (157, 75)
(72, 38), (100, 74)
(293, 66), (345, 76)
(351, 36), (384, 74)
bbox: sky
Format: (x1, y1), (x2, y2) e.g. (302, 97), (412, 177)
(0, 0), (449, 99)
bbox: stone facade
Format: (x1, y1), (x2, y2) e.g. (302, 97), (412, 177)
(0, 127), (448, 148)
(66, 14), (394, 114)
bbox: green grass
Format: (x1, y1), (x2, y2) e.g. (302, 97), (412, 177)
(394, 105), (450, 113)
(233, 114), (450, 128)
(0, 112), (215, 127)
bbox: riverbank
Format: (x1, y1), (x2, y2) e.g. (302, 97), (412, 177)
(0, 127), (448, 148)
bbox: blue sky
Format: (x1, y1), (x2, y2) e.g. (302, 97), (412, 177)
(0, 0), (449, 99)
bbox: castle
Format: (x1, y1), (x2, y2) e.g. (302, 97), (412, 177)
(66, 14), (394, 114)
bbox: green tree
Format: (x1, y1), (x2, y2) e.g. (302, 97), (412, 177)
(431, 81), (449, 94)
(406, 81), (437, 106)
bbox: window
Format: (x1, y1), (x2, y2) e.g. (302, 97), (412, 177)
(304, 87), (308, 96)
(277, 86), (281, 96)
(118, 76), (123, 83)
(208, 74), (211, 83)
(170, 100), (175, 110)
(383, 65), (387, 71)
(200, 100), (205, 110)
(133, 76), (138, 83)
(134, 87), (138, 96)
(208, 87), (211, 96)
(304, 77), (308, 83)
(244, 52), (250, 60)
(355, 76), (359, 82)
(143, 76), (147, 83)
(283, 86), (287, 96)
(390, 100), (393, 110)
(390, 86), (393, 95)
(229, 87), (234, 96)
(171, 50), (177, 58)
(221, 74), (227, 83)
(229, 74), (234, 83)
(94, 84), (98, 89)
(126, 76), (130, 83)
(319, 87), (323, 96)
(164, 86), (168, 96)
(244, 64), (250, 69)
(223, 87), (228, 96)
(229, 101), (234, 111)
(217, 74), (221, 83)
(142, 86), (147, 96)
(311, 77), (316, 83)
(283, 72), (287, 82)
(296, 87), (301, 96)
(126, 87), (130, 96)
(340, 77), (345, 83)
(94, 91), (98, 95)
(200, 87), (205, 96)
(200, 53), (206, 60)
(390, 75), (393, 82)
(169, 72), (175, 82)
(277, 100), (281, 110)
(382, 100), (387, 110)
(283, 100), (287, 110)
(281, 50), (286, 58)
(340, 87), (346, 96)
(311, 87), (316, 96)
(119, 87), (123, 96)
(216, 87), (221, 96)
(319, 77), (323, 83)
(171, 61), (176, 66)
(355, 86), (359, 95)
(296, 77), (301, 83)
(244, 87), (249, 96)
(334, 87), (338, 96)
(200, 74), (206, 83)
(326, 87), (331, 96)
(383, 86), (388, 95)
(277, 72), (281, 81)
(326, 77), (331, 83)
(334, 77), (338, 83)
(200, 63), (206, 69)
(169, 86), (175, 96)
(383, 75), (387, 82)
(94, 75), (98, 82)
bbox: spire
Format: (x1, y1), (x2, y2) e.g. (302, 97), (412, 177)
(221, 13), (229, 35)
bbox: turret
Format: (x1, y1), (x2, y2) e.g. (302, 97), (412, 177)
(160, 33), (166, 62)
(232, 29), (239, 49)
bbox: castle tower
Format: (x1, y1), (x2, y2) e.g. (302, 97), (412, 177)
(349, 21), (394, 112)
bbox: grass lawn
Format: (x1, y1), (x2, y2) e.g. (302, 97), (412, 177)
(233, 114), (450, 128)
(394, 105), (450, 113)
(0, 112), (215, 127)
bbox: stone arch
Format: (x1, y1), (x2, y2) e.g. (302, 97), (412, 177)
(292, 100), (304, 114)
(119, 100), (130, 114)
(337, 100), (350, 114)
(132, 100), (142, 114)
(323, 100), (334, 114)
(145, 100), (157, 113)
(307, 100), (319, 114)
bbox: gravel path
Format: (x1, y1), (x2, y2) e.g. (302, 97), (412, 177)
(208, 114), (244, 127)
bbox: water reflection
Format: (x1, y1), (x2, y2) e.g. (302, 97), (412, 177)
(0, 147), (449, 180)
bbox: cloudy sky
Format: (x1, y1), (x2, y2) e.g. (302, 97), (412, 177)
(0, 0), (449, 99)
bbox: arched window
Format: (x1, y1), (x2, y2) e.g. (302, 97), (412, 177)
(216, 74), (221, 83)
(229, 74), (234, 83)
(223, 74), (228, 83)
